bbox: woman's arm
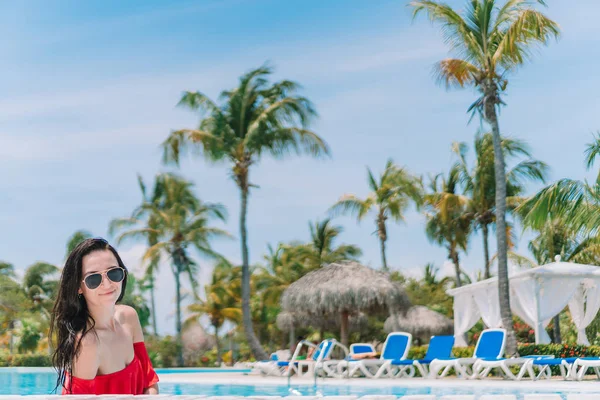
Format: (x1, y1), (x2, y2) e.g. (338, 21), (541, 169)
(117, 305), (159, 395)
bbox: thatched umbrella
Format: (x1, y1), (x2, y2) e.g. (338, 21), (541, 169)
(384, 305), (453, 343)
(277, 311), (369, 332)
(281, 260), (410, 346)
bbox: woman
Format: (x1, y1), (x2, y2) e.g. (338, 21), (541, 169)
(50, 238), (159, 395)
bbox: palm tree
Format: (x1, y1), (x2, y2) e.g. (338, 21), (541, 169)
(330, 159), (423, 271)
(519, 133), (600, 235)
(22, 262), (59, 320)
(423, 262), (441, 286)
(65, 230), (93, 257)
(110, 174), (182, 336)
(0, 274), (31, 354)
(113, 174), (229, 366)
(453, 132), (548, 278)
(0, 261), (15, 278)
(411, 0), (560, 355)
(517, 133), (600, 343)
(162, 65), (330, 360)
(186, 263), (241, 365)
(302, 219), (362, 271)
(424, 167), (473, 287)
(256, 244), (306, 307)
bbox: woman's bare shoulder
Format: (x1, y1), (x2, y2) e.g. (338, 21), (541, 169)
(115, 304), (144, 342)
(115, 304), (138, 320)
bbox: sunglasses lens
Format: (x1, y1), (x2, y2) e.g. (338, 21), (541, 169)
(84, 274), (102, 290)
(107, 268), (125, 283)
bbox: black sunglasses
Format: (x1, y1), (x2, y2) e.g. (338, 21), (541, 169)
(82, 267), (126, 290)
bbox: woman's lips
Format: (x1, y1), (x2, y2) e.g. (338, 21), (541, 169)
(99, 289), (116, 296)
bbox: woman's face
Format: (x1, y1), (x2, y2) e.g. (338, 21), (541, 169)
(78, 250), (123, 305)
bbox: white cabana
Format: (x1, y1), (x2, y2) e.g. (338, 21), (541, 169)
(448, 256), (600, 346)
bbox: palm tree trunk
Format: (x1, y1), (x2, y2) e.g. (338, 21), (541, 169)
(340, 310), (349, 347)
(289, 324), (295, 349)
(380, 237), (388, 272)
(451, 249), (462, 287)
(173, 261), (184, 367)
(485, 87), (518, 356)
(482, 224), (491, 279)
(552, 315), (562, 344)
(215, 324), (221, 365)
(239, 181), (269, 361)
(378, 213), (389, 272)
(149, 273), (158, 336)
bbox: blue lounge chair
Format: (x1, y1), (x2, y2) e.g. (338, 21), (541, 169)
(350, 343), (376, 356)
(339, 332), (412, 378)
(429, 329), (506, 379)
(389, 335), (455, 378)
(472, 353), (556, 380)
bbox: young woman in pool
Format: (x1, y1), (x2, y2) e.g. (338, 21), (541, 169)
(50, 238), (159, 395)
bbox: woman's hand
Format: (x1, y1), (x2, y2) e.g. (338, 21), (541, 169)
(144, 383), (159, 395)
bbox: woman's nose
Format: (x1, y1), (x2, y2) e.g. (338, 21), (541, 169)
(100, 272), (112, 288)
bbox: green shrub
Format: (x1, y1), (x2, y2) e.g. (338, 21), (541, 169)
(407, 346), (427, 360)
(0, 353), (51, 367)
(518, 343), (600, 358)
(145, 335), (182, 368)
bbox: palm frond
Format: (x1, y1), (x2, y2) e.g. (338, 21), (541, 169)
(434, 58), (480, 88)
(584, 132), (600, 172)
(493, 8), (560, 69)
(329, 195), (373, 221)
(410, 0), (483, 60)
(517, 178), (587, 230)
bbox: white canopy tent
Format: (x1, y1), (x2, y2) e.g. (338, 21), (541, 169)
(448, 256), (600, 346)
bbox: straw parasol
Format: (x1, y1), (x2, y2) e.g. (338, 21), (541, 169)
(276, 310), (369, 332)
(281, 260), (410, 346)
(384, 305), (453, 343)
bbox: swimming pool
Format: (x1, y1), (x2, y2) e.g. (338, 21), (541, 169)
(1, 368), (599, 399)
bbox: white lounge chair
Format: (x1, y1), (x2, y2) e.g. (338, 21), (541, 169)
(472, 354), (555, 380)
(572, 357), (600, 380)
(524, 356), (578, 381)
(319, 342), (376, 377)
(295, 339), (335, 377)
(256, 340), (328, 377)
(429, 329), (506, 379)
(338, 332), (412, 379)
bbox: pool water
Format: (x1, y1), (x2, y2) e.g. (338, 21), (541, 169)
(1, 369), (598, 399)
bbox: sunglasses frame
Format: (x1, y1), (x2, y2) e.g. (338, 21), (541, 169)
(81, 266), (126, 290)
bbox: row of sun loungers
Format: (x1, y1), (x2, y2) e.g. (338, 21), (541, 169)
(255, 328), (600, 381)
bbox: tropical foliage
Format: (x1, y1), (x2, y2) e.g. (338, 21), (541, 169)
(111, 173), (229, 366)
(8, 12), (600, 365)
(162, 65), (330, 360)
(452, 132), (548, 278)
(330, 159), (422, 271)
(411, 0), (560, 355)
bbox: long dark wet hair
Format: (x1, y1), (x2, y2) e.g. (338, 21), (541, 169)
(49, 238), (128, 393)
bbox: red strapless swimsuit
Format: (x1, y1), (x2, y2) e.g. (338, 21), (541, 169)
(62, 341), (159, 395)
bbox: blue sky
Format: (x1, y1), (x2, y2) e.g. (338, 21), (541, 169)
(1, 0), (599, 335)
